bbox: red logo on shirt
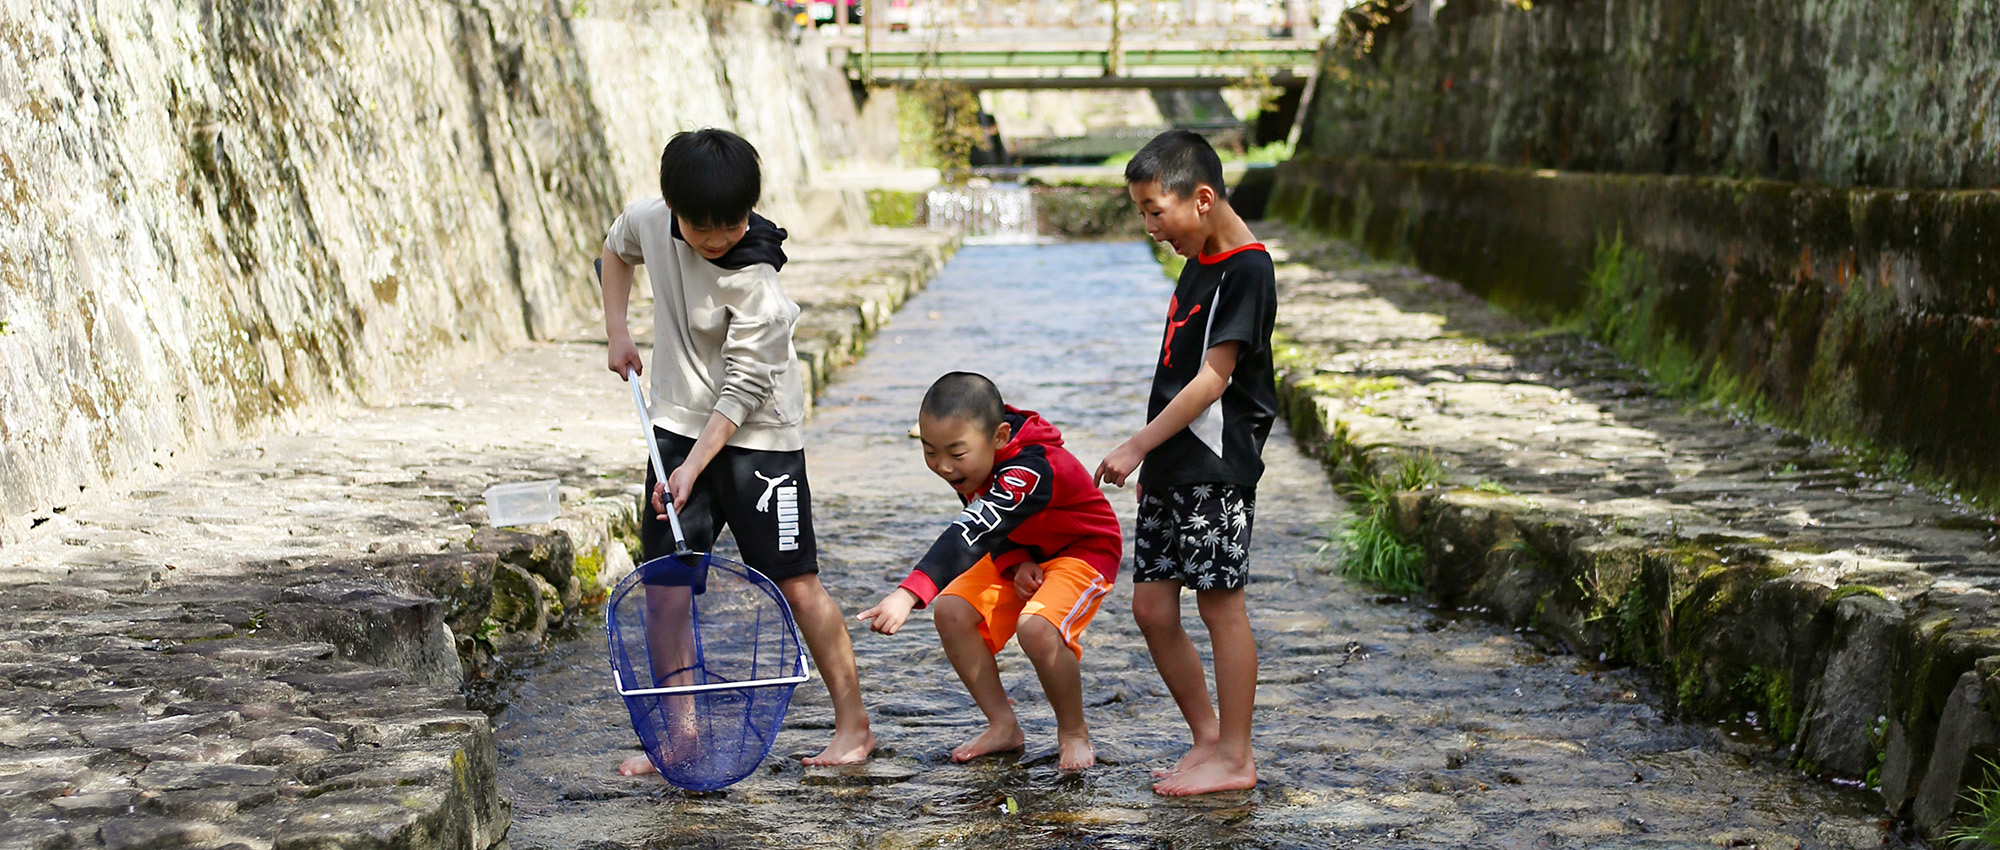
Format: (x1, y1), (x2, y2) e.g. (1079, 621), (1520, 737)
(1162, 296), (1202, 367)
(988, 466), (1042, 510)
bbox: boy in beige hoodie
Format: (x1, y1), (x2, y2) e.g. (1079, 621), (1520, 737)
(598, 129), (872, 770)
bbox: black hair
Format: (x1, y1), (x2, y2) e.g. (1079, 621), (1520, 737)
(921, 372), (1006, 433)
(1123, 129), (1226, 199)
(659, 128), (762, 227)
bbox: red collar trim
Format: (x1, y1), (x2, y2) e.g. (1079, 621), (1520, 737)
(1196, 242), (1267, 265)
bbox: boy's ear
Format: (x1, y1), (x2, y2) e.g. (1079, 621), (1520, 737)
(991, 421), (1012, 446)
(1195, 184), (1217, 214)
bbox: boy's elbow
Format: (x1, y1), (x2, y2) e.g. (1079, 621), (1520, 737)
(1202, 376), (1230, 406)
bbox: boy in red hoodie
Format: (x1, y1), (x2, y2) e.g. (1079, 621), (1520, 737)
(858, 372), (1122, 770)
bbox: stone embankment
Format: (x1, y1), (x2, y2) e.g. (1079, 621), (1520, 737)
(1262, 223), (2000, 839)
(0, 230), (953, 850)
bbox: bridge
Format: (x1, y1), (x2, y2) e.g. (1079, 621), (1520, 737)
(831, 37), (1321, 89)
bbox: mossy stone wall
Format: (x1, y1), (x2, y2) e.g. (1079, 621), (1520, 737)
(1307, 0), (2000, 190)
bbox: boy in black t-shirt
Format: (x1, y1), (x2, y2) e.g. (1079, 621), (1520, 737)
(1095, 129), (1276, 796)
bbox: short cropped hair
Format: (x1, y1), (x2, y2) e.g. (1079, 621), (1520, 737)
(659, 129), (761, 227)
(1123, 129), (1226, 199)
(921, 372), (1006, 433)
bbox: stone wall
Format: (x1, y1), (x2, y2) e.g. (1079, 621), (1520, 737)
(0, 0), (861, 536)
(1307, 0), (2000, 189)
(1276, 0), (2000, 502)
(572, 0), (865, 224)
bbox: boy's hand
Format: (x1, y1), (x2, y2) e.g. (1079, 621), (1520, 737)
(856, 589), (919, 635)
(1012, 563), (1045, 598)
(664, 464), (699, 512)
(609, 333), (643, 379)
(1093, 441), (1145, 488)
(652, 463), (701, 518)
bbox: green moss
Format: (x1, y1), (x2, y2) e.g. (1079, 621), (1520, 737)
(866, 189), (920, 228)
(1762, 667), (1800, 742)
(1530, 589), (1552, 629)
(1827, 584), (1887, 602)
(1297, 373), (1402, 398)
(1667, 557), (1760, 715)
(1616, 578), (1661, 666)
(1902, 615), (1957, 732)
(573, 546), (606, 600)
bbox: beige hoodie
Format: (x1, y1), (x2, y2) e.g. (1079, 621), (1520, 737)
(604, 199), (806, 452)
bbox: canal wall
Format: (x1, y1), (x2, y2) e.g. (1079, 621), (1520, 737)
(1274, 0), (2000, 504)
(0, 0), (864, 539)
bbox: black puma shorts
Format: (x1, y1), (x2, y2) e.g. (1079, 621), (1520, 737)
(639, 427), (818, 583)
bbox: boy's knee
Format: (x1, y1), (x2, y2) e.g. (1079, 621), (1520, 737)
(778, 575), (826, 607)
(1195, 589), (1250, 627)
(1015, 615), (1061, 656)
(1132, 596), (1178, 635)
(933, 596), (978, 631)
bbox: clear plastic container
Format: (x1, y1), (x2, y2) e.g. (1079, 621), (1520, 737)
(483, 479), (561, 527)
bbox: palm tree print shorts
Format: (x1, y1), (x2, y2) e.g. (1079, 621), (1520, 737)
(1132, 484), (1254, 590)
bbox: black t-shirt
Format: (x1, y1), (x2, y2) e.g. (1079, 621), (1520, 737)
(1139, 244), (1278, 488)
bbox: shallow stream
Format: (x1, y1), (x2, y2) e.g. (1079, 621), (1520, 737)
(491, 243), (1905, 849)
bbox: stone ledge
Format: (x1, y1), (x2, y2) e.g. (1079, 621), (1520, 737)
(0, 567), (505, 850)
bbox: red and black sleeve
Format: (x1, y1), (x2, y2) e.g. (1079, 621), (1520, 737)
(896, 450), (1056, 607)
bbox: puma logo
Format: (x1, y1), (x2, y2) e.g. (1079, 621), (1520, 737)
(1162, 296), (1203, 367)
(753, 470), (792, 513)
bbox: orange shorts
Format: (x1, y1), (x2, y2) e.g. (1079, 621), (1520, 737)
(937, 556), (1111, 660)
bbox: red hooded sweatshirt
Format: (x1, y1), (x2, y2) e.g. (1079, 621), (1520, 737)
(897, 407), (1123, 607)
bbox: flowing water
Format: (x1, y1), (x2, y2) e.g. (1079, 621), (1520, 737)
(491, 243), (1907, 849)
(924, 183), (1038, 243)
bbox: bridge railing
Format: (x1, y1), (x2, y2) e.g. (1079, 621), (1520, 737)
(828, 36), (1320, 88)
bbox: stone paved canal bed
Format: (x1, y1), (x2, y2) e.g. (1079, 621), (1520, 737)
(491, 243), (1906, 849)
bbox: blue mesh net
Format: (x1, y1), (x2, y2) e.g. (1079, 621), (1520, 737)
(606, 552), (807, 791)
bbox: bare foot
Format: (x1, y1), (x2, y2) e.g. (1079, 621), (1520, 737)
(617, 753), (659, 776)
(1150, 740), (1216, 779)
(1152, 757), (1257, 796)
(950, 722), (1025, 762)
(1057, 736), (1096, 771)
(801, 728), (876, 766)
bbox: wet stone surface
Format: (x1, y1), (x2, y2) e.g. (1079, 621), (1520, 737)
(492, 243), (1904, 848)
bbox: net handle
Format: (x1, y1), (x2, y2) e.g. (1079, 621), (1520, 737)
(626, 366), (690, 554)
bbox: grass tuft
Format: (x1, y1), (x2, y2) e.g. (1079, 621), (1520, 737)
(1338, 513), (1425, 593)
(1333, 448), (1444, 593)
(1944, 758), (2000, 848)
